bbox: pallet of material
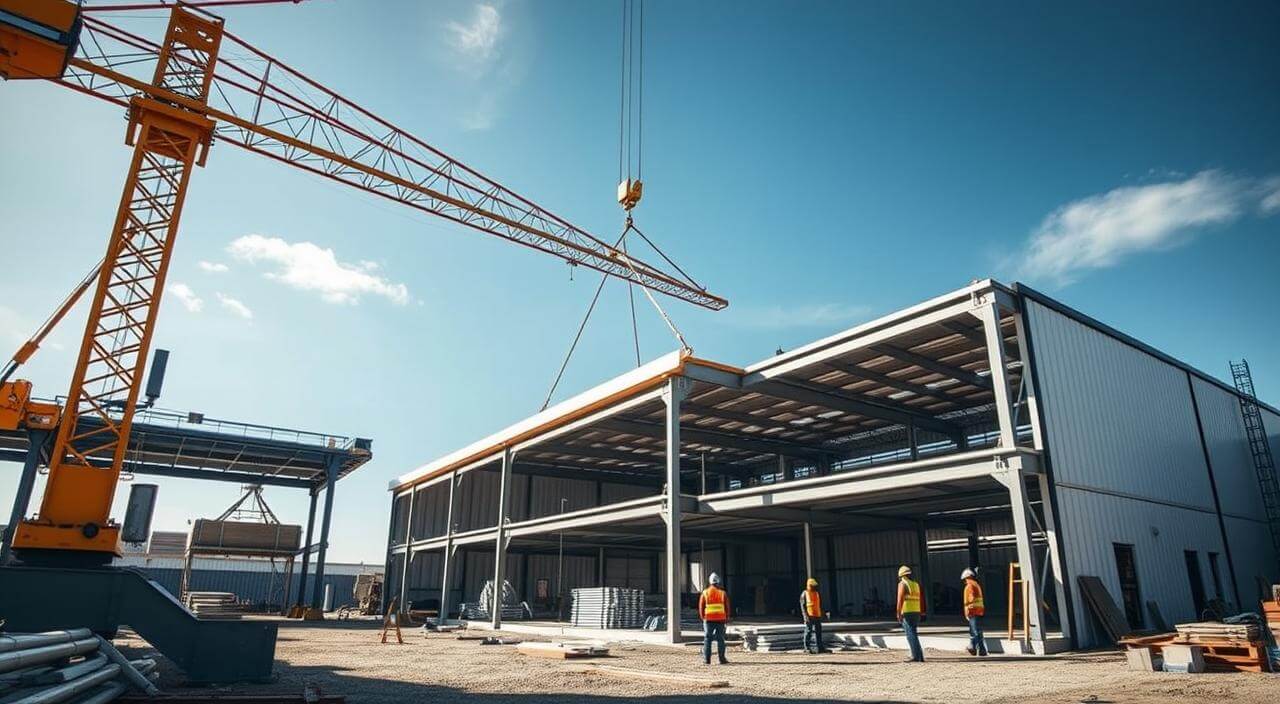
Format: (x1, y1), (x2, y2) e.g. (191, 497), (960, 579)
(575, 664), (728, 688)
(184, 592), (244, 620)
(1174, 621), (1261, 642)
(1120, 633), (1271, 673)
(516, 641), (609, 659)
(570, 588), (645, 629)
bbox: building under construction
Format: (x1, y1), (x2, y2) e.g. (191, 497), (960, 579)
(384, 279), (1280, 652)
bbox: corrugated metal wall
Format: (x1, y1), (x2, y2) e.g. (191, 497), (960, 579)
(1025, 301), (1213, 508)
(1192, 376), (1268, 521)
(1224, 515), (1279, 606)
(1054, 486), (1224, 644)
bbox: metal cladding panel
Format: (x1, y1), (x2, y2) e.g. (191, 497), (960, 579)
(831, 530), (919, 569)
(605, 556), (652, 590)
(1026, 301), (1213, 508)
(122, 564), (355, 609)
(1223, 515), (1279, 607)
(929, 544), (1021, 616)
(391, 492), (410, 545)
(412, 482), (452, 540)
(461, 550), (523, 603)
(601, 482), (654, 505)
(1191, 376), (1268, 521)
(526, 554), (597, 595)
(834, 567), (899, 616)
(1267, 409), (1280, 450)
(526, 475), (598, 519)
(739, 540), (795, 575)
(1054, 486), (1226, 647)
(458, 468), (503, 531)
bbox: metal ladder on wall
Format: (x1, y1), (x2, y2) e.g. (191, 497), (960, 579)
(1229, 360), (1280, 567)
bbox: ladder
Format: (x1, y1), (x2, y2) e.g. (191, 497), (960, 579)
(1229, 360), (1280, 567)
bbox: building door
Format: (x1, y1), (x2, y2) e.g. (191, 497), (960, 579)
(1112, 543), (1144, 630)
(1184, 551), (1207, 618)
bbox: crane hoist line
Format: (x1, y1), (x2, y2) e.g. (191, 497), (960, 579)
(0, 0), (727, 560)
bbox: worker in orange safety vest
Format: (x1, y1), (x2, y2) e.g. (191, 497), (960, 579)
(800, 577), (830, 654)
(698, 572), (730, 665)
(962, 568), (988, 656)
(896, 565), (926, 662)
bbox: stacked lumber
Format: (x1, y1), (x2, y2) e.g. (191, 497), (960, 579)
(570, 588), (645, 629)
(1120, 624), (1271, 673)
(515, 641), (609, 659)
(1263, 598), (1280, 669)
(184, 592), (244, 619)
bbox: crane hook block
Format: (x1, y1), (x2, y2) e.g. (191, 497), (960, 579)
(617, 178), (644, 211)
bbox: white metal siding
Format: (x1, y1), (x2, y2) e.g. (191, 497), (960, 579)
(1224, 515), (1279, 607)
(1026, 301), (1213, 508)
(525, 476), (597, 519)
(601, 483), (654, 504)
(1054, 486), (1225, 647)
(1191, 376), (1267, 521)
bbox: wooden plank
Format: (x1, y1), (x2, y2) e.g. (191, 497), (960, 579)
(577, 664), (729, 688)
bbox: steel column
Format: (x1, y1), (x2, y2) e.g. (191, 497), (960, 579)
(663, 376), (690, 643)
(399, 485), (416, 614)
(979, 301), (1017, 448)
(491, 448), (514, 629)
(966, 519), (980, 571)
(380, 491), (396, 615)
(438, 472), (459, 622)
(295, 487), (318, 608)
(915, 520), (931, 606)
(802, 522), (814, 579)
(309, 456), (339, 610)
(1, 429), (48, 564)
(1036, 472), (1072, 641)
(1005, 458), (1046, 639)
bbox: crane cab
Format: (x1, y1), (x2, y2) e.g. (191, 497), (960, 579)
(0, 0), (82, 80)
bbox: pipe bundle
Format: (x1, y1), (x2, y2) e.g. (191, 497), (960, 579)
(0, 630), (159, 704)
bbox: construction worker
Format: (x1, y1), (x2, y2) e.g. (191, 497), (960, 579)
(962, 568), (988, 656)
(698, 572), (730, 665)
(800, 577), (829, 654)
(895, 565), (926, 662)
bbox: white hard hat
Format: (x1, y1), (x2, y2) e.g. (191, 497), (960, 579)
(709, 572), (721, 585)
(961, 568), (976, 580)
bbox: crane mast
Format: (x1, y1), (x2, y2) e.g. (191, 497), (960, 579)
(13, 8), (224, 556)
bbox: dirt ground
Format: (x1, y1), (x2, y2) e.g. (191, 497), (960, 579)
(118, 619), (1278, 704)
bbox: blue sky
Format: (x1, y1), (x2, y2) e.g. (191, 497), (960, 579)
(1, 0), (1278, 563)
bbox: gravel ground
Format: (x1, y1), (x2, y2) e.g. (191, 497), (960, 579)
(117, 619), (1278, 704)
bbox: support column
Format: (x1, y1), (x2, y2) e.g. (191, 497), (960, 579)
(295, 487), (319, 609)
(492, 449), (514, 629)
(966, 519), (981, 571)
(380, 490), (398, 616)
(598, 547), (606, 586)
(1, 429), (48, 564)
(1011, 313), (1044, 450)
(399, 485), (416, 615)
(438, 472), (459, 622)
(979, 301), (1017, 448)
(908, 422), (920, 462)
(309, 456), (340, 612)
(1036, 473), (1072, 641)
(802, 522), (814, 579)
(915, 520), (931, 608)
(1004, 457), (1046, 640)
(663, 375), (691, 644)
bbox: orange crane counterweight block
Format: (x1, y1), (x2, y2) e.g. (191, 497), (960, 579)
(0, 0), (82, 80)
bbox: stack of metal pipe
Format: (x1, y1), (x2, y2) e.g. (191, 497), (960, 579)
(0, 629), (160, 704)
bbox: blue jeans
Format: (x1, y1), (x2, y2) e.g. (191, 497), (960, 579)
(804, 618), (824, 652)
(901, 613), (924, 661)
(968, 615), (987, 655)
(702, 621), (727, 663)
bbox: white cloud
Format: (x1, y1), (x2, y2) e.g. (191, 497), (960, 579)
(1261, 177), (1280, 215)
(169, 283), (204, 313)
(0, 305), (30, 345)
(216, 293), (253, 320)
(198, 261), (229, 273)
(1015, 170), (1279, 285)
(447, 4), (502, 62)
(726, 302), (873, 330)
(227, 234), (409, 306)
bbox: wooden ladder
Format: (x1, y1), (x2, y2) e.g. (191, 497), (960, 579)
(1007, 562), (1031, 647)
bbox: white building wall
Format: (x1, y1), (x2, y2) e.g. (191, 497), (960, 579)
(1054, 486), (1225, 645)
(1025, 301), (1213, 508)
(1191, 377), (1268, 521)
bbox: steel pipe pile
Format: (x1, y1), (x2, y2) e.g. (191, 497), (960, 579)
(0, 630), (159, 704)
(570, 588), (645, 629)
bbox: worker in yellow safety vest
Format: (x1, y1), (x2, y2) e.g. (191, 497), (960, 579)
(896, 565), (926, 662)
(698, 572), (730, 665)
(800, 577), (830, 654)
(962, 568), (988, 656)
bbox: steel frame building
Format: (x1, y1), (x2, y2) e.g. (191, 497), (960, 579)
(385, 279), (1280, 650)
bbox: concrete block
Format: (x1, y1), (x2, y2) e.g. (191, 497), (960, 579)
(1125, 646), (1161, 672)
(1161, 644), (1205, 674)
